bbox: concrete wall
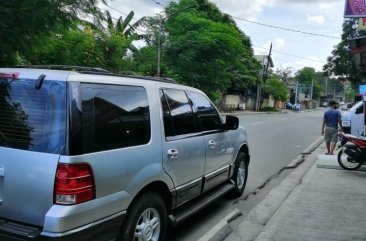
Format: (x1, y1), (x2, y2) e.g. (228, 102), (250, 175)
(221, 94), (247, 110)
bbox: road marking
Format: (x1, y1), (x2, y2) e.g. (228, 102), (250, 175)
(197, 209), (241, 241)
(250, 121), (264, 125)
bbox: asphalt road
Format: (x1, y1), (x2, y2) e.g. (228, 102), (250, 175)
(169, 109), (324, 241)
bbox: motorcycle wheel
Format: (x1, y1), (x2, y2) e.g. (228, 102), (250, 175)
(337, 149), (363, 170)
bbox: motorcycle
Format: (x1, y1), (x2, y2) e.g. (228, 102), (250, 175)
(337, 132), (366, 170)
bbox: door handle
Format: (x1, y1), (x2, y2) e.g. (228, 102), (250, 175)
(208, 140), (216, 149)
(167, 149), (179, 159)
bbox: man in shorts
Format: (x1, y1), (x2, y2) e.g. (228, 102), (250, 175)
(321, 101), (343, 155)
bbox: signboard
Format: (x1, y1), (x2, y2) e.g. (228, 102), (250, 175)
(345, 0), (366, 17)
(359, 84), (366, 101)
(360, 84), (366, 95)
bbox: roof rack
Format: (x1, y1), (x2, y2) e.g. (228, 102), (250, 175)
(79, 71), (178, 84)
(15, 65), (110, 73)
(15, 65), (178, 84)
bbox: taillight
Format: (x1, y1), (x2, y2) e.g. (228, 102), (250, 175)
(54, 163), (95, 205)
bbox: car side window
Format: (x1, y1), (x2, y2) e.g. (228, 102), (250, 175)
(161, 89), (198, 137)
(187, 91), (222, 131)
(80, 83), (150, 153)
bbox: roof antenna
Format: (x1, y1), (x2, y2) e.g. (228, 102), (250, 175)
(35, 74), (46, 89)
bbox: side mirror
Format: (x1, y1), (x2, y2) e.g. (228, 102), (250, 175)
(224, 115), (239, 130)
(356, 106), (364, 114)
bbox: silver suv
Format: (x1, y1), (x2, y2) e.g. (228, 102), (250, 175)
(0, 67), (250, 241)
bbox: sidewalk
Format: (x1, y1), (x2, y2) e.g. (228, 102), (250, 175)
(224, 141), (366, 241)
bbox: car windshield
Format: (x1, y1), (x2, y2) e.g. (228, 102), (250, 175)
(0, 77), (66, 154)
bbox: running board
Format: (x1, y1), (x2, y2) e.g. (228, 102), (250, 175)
(169, 182), (235, 226)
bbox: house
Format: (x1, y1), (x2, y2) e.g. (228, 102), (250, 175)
(219, 54), (275, 111)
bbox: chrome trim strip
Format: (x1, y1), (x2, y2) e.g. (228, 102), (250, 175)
(204, 165), (230, 179)
(175, 177), (202, 191)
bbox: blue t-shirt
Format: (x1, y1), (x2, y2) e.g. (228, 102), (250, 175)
(324, 108), (341, 128)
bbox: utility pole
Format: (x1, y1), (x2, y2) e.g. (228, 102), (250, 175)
(295, 81), (299, 105)
(310, 79), (314, 109)
(255, 42), (272, 111)
(264, 42), (272, 80)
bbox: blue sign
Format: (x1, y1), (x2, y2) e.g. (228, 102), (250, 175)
(359, 84), (366, 95)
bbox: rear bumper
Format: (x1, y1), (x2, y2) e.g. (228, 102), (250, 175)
(0, 211), (125, 241)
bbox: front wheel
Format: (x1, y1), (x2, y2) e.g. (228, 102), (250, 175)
(119, 192), (167, 241)
(228, 152), (248, 198)
(337, 149), (362, 170)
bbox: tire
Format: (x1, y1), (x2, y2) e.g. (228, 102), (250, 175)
(228, 152), (248, 198)
(119, 192), (167, 241)
(337, 148), (362, 170)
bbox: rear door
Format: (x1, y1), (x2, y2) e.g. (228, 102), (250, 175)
(0, 70), (67, 226)
(160, 89), (205, 206)
(187, 91), (234, 192)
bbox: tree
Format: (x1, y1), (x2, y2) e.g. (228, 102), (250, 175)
(133, 46), (159, 76)
(104, 10), (145, 53)
(27, 25), (106, 68)
(275, 67), (293, 83)
(0, 0), (105, 66)
(163, 0), (260, 100)
(295, 67), (316, 85)
(263, 76), (289, 107)
(323, 19), (363, 83)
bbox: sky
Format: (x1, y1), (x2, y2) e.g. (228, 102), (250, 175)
(102, 0), (346, 75)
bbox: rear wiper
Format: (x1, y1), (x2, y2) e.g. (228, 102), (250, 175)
(0, 132), (7, 147)
(35, 74), (46, 89)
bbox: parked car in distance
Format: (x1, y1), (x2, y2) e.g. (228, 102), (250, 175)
(342, 101), (364, 136)
(340, 103), (349, 111)
(285, 101), (294, 110)
(0, 66), (250, 241)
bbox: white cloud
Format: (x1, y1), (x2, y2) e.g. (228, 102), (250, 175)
(274, 38), (285, 49)
(307, 15), (325, 24)
(211, 0), (275, 20)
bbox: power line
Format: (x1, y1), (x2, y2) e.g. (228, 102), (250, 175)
(253, 44), (326, 64)
(150, 0), (166, 8)
(147, 0), (341, 40)
(104, 5), (147, 34)
(233, 16), (341, 40)
(105, 5), (130, 17)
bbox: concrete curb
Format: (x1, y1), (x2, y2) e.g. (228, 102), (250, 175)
(223, 137), (325, 241)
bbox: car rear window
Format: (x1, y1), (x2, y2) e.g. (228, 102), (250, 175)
(0, 77), (66, 154)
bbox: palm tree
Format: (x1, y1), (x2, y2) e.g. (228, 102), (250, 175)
(105, 10), (145, 53)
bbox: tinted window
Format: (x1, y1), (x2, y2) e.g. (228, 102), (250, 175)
(188, 91), (222, 131)
(0, 78), (66, 154)
(161, 89), (197, 136)
(81, 84), (150, 153)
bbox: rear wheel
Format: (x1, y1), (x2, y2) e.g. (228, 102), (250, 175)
(119, 192), (167, 241)
(337, 149), (362, 170)
(228, 152), (248, 198)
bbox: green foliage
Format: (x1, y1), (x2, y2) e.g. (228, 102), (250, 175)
(344, 84), (358, 102)
(323, 19), (361, 83)
(27, 26), (105, 67)
(263, 76), (289, 103)
(163, 0), (260, 100)
(133, 46), (158, 76)
(295, 67), (316, 85)
(261, 106), (278, 112)
(0, 0), (105, 66)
